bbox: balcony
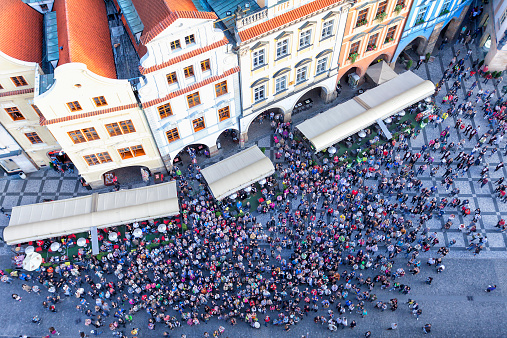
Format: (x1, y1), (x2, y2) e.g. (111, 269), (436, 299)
(236, 8), (268, 29)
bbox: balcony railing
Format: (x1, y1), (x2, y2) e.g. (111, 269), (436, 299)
(236, 8), (268, 29)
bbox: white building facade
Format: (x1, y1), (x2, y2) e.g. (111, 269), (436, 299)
(233, 0), (353, 144)
(34, 63), (165, 188)
(137, 17), (241, 169)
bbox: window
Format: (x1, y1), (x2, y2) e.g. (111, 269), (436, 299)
(93, 96), (107, 107)
(356, 9), (369, 27)
(396, 0), (405, 7)
(377, 1), (387, 16)
(201, 59), (211, 71)
(118, 148), (133, 160)
(218, 106), (230, 122)
(185, 34), (195, 44)
(170, 39), (181, 50)
(166, 128), (180, 143)
(296, 66), (308, 84)
(105, 123), (122, 137)
(415, 5), (428, 24)
(184, 65), (194, 78)
(131, 145), (146, 157)
(349, 41), (360, 57)
(84, 154), (100, 166)
(276, 39), (289, 58)
(215, 81), (228, 97)
(96, 152), (112, 163)
(31, 104), (42, 117)
(5, 107), (25, 121)
(192, 117), (205, 132)
(158, 103), (173, 119)
(316, 57), (328, 74)
(321, 20), (334, 39)
(119, 120), (136, 134)
(299, 30), (312, 48)
(440, 0), (452, 14)
(82, 127), (100, 141)
(501, 7), (507, 24)
(275, 76), (287, 93)
(254, 85), (265, 102)
(385, 25), (397, 43)
(68, 130), (86, 144)
(0, 83), (3, 89)
(67, 101), (82, 112)
(25, 132), (42, 144)
(253, 49), (265, 68)
(187, 92), (201, 108)
(40, 4), (48, 11)
(166, 72), (177, 84)
(367, 33), (378, 51)
(10, 76), (28, 87)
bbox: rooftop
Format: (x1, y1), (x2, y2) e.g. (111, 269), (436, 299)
(204, 0), (260, 32)
(0, 0), (44, 63)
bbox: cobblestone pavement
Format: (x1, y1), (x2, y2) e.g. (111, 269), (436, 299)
(1, 15), (507, 338)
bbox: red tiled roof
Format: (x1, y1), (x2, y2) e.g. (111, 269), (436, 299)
(40, 103), (139, 125)
(139, 37), (228, 74)
(141, 66), (240, 108)
(238, 0), (343, 43)
(0, 88), (34, 98)
(140, 11), (218, 45)
(0, 0), (43, 63)
(54, 0), (117, 79)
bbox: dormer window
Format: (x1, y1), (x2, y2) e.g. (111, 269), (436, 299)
(170, 39), (181, 50)
(185, 34), (195, 45)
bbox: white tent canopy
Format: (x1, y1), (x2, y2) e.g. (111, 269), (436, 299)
(297, 71), (435, 152)
(365, 61), (398, 85)
(201, 145), (275, 200)
(3, 181), (179, 245)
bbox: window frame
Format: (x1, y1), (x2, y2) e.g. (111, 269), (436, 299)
(367, 33), (379, 51)
(118, 147), (134, 160)
(67, 101), (82, 112)
(299, 29), (312, 49)
(296, 66), (308, 84)
(82, 127), (100, 141)
(183, 65), (195, 78)
(349, 41), (360, 57)
(96, 152), (112, 163)
(415, 5), (428, 24)
(321, 20), (334, 39)
(131, 145), (146, 157)
(31, 104), (43, 117)
(166, 128), (180, 143)
(92, 96), (107, 107)
(105, 123), (123, 137)
(187, 92), (201, 108)
(5, 107), (25, 121)
(68, 130), (87, 144)
(192, 117), (206, 132)
(201, 59), (211, 71)
(218, 106), (230, 122)
(376, 1), (387, 16)
(253, 85), (266, 103)
(252, 49), (265, 68)
(166, 72), (178, 84)
(275, 75), (287, 93)
(158, 103), (173, 119)
(25, 132), (43, 144)
(185, 34), (195, 45)
(215, 81), (228, 97)
(119, 120), (136, 134)
(170, 39), (181, 50)
(84, 154), (100, 166)
(276, 39), (289, 59)
(316, 57), (328, 74)
(356, 9), (369, 27)
(385, 25), (397, 43)
(10, 76), (28, 87)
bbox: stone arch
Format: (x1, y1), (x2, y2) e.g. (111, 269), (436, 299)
(216, 128), (240, 153)
(370, 52), (393, 65)
(102, 165), (149, 186)
(337, 66), (364, 86)
(172, 143), (211, 166)
(242, 106), (286, 138)
(392, 35), (428, 65)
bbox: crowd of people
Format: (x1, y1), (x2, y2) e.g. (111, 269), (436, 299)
(3, 28), (507, 338)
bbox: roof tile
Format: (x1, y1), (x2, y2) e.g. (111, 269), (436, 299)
(0, 88), (34, 98)
(42, 103), (138, 125)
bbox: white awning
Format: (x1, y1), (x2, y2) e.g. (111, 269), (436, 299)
(365, 61), (398, 85)
(201, 145), (275, 200)
(297, 71), (435, 152)
(3, 181), (179, 245)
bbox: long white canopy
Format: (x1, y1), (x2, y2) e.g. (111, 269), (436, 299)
(3, 181), (179, 245)
(296, 71), (435, 152)
(201, 145), (275, 200)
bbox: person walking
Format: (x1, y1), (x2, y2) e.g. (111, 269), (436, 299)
(486, 285), (497, 292)
(387, 323), (398, 330)
(48, 327), (60, 336)
(423, 323), (432, 334)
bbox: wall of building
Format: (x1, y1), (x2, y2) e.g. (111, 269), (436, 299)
(393, 0), (472, 62)
(0, 123), (38, 174)
(0, 52), (59, 169)
(34, 63), (165, 188)
(480, 0), (507, 71)
(138, 18), (241, 169)
(237, 2), (351, 142)
(336, 0), (410, 83)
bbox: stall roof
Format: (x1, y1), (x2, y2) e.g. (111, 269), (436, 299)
(296, 71), (435, 152)
(365, 61), (398, 85)
(4, 181), (179, 245)
(201, 145), (275, 200)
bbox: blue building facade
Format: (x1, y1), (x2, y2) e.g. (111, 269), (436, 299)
(393, 0), (472, 62)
